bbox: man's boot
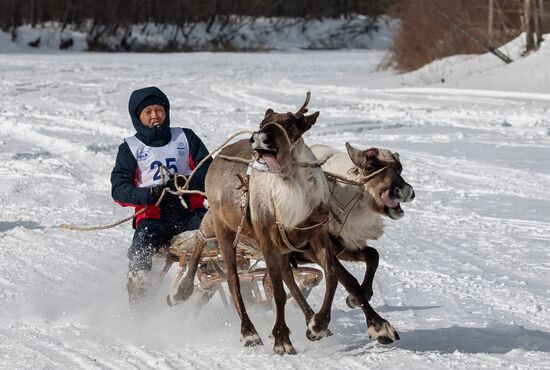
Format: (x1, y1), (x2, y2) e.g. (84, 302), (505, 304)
(127, 270), (151, 307)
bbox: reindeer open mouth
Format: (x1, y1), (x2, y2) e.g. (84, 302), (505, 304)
(250, 126), (283, 173)
(254, 149), (280, 173)
(380, 189), (404, 220)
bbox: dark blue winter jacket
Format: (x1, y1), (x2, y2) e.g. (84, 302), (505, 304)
(110, 86), (211, 227)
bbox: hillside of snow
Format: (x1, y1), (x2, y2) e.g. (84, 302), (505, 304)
(0, 32), (549, 369)
(374, 33), (550, 93)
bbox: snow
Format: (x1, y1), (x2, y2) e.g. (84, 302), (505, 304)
(377, 33), (550, 94)
(1, 34), (550, 369)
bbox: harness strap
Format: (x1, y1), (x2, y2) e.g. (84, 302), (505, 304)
(324, 171), (364, 188)
(350, 165), (390, 185)
(277, 222), (308, 254)
(195, 228), (217, 243)
(293, 219), (328, 231)
(232, 163), (253, 249)
(271, 198), (309, 254)
(217, 154), (253, 165)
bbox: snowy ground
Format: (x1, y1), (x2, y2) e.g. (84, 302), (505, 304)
(1, 43), (550, 369)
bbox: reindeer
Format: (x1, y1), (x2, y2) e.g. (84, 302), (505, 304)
(311, 143), (415, 308)
(261, 142), (412, 344)
(189, 94), (338, 354)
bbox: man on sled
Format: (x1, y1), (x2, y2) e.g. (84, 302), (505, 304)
(110, 86), (211, 307)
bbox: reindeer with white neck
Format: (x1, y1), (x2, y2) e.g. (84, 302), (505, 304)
(197, 94), (338, 354)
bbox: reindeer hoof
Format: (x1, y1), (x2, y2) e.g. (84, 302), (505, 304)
(167, 279), (195, 306)
(346, 290), (373, 308)
(306, 318), (328, 342)
(166, 294), (175, 307)
(377, 335), (394, 345)
(306, 328), (319, 341)
(368, 320), (399, 344)
(166, 293), (186, 307)
(274, 342), (297, 355)
(345, 295), (359, 309)
(177, 279), (195, 300)
(242, 334), (263, 347)
(166, 290), (191, 307)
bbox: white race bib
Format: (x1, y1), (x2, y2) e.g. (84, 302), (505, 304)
(125, 128), (192, 188)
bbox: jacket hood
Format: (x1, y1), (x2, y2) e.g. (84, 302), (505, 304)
(128, 86), (171, 146)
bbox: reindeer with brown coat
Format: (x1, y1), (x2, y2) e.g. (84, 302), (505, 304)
(196, 95), (338, 354)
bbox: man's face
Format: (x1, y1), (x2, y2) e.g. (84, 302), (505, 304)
(139, 104), (166, 127)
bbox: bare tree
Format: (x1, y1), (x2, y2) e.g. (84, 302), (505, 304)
(29, 0), (38, 27)
(535, 0), (544, 44)
(488, 0), (495, 42)
(11, 0), (22, 40)
(524, 0), (535, 51)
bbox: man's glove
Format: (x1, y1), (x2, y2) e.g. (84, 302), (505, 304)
(149, 175), (188, 204)
(166, 175), (188, 192)
(149, 184), (167, 203)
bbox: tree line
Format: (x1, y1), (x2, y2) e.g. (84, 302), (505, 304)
(0, 0), (394, 31)
(2, 0), (547, 69)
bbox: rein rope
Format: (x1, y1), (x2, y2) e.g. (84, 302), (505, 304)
(58, 184), (170, 231)
(58, 129), (253, 231)
(263, 121), (321, 168)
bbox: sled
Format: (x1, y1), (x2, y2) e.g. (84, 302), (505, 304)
(159, 230), (324, 308)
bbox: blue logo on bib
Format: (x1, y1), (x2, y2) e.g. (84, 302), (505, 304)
(177, 142), (186, 157)
(137, 150), (149, 161)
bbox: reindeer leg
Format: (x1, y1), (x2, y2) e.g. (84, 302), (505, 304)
(281, 254), (315, 323)
(167, 236), (207, 306)
(361, 246), (379, 301)
(217, 223), (262, 347)
(345, 246), (379, 308)
(306, 233), (338, 342)
(262, 272), (274, 309)
(333, 257), (399, 344)
(263, 246), (295, 355)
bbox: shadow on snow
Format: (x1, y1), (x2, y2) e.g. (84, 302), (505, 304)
(331, 306), (550, 354)
(395, 324), (550, 354)
(0, 221), (44, 232)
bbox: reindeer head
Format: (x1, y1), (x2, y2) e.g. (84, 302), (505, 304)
(346, 143), (415, 220)
(250, 92), (320, 173)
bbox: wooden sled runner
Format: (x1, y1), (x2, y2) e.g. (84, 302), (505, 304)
(158, 230), (324, 308)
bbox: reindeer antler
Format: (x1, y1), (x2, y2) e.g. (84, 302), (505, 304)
(295, 91), (311, 117)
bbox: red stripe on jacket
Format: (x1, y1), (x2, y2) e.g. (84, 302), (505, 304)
(133, 165), (160, 226)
